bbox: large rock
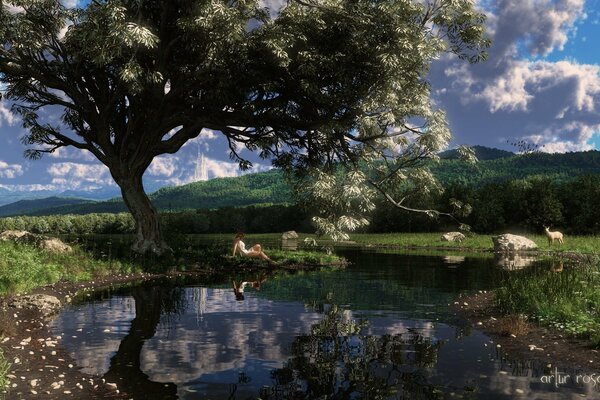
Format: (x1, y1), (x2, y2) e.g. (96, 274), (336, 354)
(282, 231), (299, 240)
(0, 230), (30, 241)
(10, 294), (61, 317)
(441, 232), (465, 242)
(492, 234), (538, 253)
(0, 230), (72, 253)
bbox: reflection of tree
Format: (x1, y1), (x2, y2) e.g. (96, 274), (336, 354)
(261, 304), (445, 400)
(103, 284), (184, 399)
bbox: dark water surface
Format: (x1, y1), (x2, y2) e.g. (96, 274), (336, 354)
(49, 250), (600, 399)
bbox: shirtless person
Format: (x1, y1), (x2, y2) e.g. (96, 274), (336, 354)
(232, 233), (273, 262)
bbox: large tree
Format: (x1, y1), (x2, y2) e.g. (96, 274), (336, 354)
(0, 0), (488, 254)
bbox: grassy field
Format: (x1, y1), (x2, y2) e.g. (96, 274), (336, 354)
(188, 232), (600, 254)
(495, 257), (600, 346)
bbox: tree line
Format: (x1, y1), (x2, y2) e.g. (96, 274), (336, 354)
(1, 174), (598, 236)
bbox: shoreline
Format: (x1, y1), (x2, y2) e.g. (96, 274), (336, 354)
(0, 260), (344, 399)
(1, 239), (596, 398)
(451, 290), (600, 372)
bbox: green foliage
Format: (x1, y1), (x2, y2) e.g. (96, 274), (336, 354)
(1, 0), (489, 248)
(0, 241), (140, 296)
(495, 258), (600, 346)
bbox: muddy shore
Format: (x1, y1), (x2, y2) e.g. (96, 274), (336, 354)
(452, 290), (600, 372)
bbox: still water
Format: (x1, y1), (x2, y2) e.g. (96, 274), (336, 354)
(49, 250), (600, 399)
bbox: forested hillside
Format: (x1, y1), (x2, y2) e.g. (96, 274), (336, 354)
(0, 197), (93, 217)
(4, 148), (600, 217)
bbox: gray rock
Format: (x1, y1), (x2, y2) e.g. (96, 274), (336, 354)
(10, 294), (61, 317)
(492, 234), (538, 253)
(0, 230), (72, 253)
(281, 231), (299, 240)
(441, 232), (465, 242)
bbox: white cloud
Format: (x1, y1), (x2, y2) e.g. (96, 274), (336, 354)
(0, 160), (23, 179)
(47, 162), (114, 189)
(147, 155), (178, 177)
(48, 146), (97, 162)
(0, 101), (16, 127)
(430, 0), (600, 153)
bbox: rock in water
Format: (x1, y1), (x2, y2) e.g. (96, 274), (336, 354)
(492, 234), (538, 253)
(441, 232), (466, 242)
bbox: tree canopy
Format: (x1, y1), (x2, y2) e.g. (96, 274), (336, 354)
(0, 0), (489, 253)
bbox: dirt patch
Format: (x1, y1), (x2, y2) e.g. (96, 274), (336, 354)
(452, 290), (600, 371)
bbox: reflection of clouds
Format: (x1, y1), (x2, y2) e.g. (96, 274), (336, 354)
(49, 296), (135, 375)
(48, 286), (600, 400)
(141, 289), (320, 382)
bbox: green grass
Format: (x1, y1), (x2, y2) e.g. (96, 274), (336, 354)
(0, 241), (140, 296)
(495, 257), (600, 346)
(349, 233), (600, 254)
(0, 347), (8, 392)
(188, 232), (600, 254)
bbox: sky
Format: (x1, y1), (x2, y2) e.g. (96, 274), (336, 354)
(0, 0), (599, 194)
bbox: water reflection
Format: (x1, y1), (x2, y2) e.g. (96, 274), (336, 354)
(232, 274), (269, 301)
(48, 251), (599, 399)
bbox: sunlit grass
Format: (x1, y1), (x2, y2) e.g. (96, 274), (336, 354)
(191, 232), (600, 254)
(495, 258), (600, 346)
(0, 241), (140, 296)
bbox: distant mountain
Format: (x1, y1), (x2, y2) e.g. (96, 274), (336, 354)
(21, 169), (292, 216)
(5, 149), (600, 217)
(57, 187), (122, 200)
(439, 145), (514, 160)
(0, 196), (95, 217)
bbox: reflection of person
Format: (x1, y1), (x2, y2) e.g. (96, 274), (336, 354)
(232, 275), (268, 301)
(232, 233), (273, 263)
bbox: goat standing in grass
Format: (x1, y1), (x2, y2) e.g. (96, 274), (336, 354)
(544, 226), (564, 245)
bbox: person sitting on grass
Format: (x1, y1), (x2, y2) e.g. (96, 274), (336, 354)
(232, 233), (274, 263)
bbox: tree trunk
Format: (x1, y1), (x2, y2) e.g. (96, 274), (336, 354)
(117, 173), (171, 255)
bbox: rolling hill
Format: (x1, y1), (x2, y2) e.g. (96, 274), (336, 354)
(3, 147), (600, 217)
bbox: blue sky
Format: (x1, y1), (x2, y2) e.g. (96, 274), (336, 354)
(1, 0), (600, 195)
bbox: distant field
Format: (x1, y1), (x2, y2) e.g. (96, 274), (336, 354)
(185, 232), (600, 254)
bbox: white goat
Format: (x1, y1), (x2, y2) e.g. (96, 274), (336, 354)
(544, 226), (564, 245)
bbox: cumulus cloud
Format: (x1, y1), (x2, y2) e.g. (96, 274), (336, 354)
(431, 0), (600, 153)
(48, 146), (97, 162)
(0, 101), (16, 127)
(47, 162), (114, 189)
(147, 155), (178, 177)
(0, 160), (23, 179)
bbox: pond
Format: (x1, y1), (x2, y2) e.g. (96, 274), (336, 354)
(49, 250), (599, 399)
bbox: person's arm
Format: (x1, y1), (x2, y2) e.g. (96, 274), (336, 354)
(232, 241), (238, 257)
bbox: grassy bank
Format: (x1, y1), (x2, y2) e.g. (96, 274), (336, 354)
(495, 257), (600, 346)
(0, 241), (141, 296)
(351, 233), (600, 253)
(188, 232), (600, 254)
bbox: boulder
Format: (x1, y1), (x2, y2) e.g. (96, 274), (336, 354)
(10, 294), (61, 317)
(492, 234), (538, 253)
(441, 232), (465, 242)
(282, 231), (299, 240)
(0, 230), (30, 241)
(0, 230), (72, 253)
(36, 237), (72, 253)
